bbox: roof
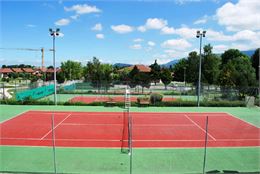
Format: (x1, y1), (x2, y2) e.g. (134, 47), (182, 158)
(119, 64), (151, 73)
(46, 68), (61, 73)
(0, 68), (13, 73)
(34, 67), (47, 73)
(22, 68), (34, 73)
(11, 68), (23, 73)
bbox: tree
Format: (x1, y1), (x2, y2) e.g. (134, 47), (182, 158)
(57, 71), (65, 84)
(251, 48), (259, 80)
(149, 59), (161, 85)
(219, 54), (256, 98)
(186, 51), (200, 84)
(128, 66), (139, 88)
(84, 57), (113, 92)
(221, 49), (246, 66)
(136, 72), (151, 93)
(128, 66), (151, 93)
(172, 58), (187, 82)
(160, 68), (172, 89)
(61, 60), (83, 80)
(47, 65), (54, 69)
(202, 44), (220, 85)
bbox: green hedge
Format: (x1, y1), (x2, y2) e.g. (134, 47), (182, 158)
(0, 98), (246, 107)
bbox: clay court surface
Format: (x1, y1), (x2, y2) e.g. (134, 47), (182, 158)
(1, 111), (259, 148)
(69, 96), (176, 103)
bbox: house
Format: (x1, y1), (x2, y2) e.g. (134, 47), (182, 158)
(11, 68), (23, 73)
(22, 68), (34, 74)
(118, 64), (151, 73)
(46, 68), (62, 80)
(0, 68), (13, 78)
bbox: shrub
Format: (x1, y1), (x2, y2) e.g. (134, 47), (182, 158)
(137, 96), (150, 103)
(150, 93), (163, 104)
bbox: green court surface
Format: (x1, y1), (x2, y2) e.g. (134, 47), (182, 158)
(1, 105), (260, 174)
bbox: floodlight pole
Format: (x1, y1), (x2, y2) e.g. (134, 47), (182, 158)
(49, 28), (60, 105)
(184, 67), (186, 89)
(258, 48), (260, 107)
(196, 30), (206, 107)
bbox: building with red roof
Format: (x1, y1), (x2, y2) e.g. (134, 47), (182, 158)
(119, 64), (151, 73)
(11, 68), (23, 73)
(0, 68), (13, 78)
(22, 68), (34, 73)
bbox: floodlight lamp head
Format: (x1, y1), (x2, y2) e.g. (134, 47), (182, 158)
(56, 28), (60, 32)
(196, 30), (200, 38)
(49, 28), (53, 33)
(203, 30), (206, 37)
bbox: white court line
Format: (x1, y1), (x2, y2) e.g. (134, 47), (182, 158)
(224, 112), (260, 129)
(184, 114), (217, 141)
(61, 123), (195, 127)
(2, 137), (260, 142)
(40, 113), (72, 140)
(0, 110), (29, 124)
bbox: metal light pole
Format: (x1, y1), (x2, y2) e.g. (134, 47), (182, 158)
(184, 67), (186, 89)
(258, 48), (260, 107)
(49, 28), (60, 105)
(196, 30), (206, 107)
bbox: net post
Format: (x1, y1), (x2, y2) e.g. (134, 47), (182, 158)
(124, 85), (133, 174)
(202, 116), (209, 174)
(51, 113), (57, 174)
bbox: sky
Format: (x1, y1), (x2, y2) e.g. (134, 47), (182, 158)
(1, 0), (260, 67)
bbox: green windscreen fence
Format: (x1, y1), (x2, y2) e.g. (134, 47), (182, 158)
(16, 84), (54, 101)
(63, 83), (76, 91)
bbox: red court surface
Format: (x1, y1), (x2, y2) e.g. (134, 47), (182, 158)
(69, 96), (176, 104)
(0, 111), (259, 148)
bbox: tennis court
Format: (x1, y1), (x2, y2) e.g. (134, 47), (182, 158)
(1, 110), (259, 148)
(1, 105), (260, 174)
(69, 96), (176, 103)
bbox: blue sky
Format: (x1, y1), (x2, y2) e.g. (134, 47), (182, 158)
(1, 0), (260, 67)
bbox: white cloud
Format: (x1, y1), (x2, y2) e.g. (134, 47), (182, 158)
(130, 44), (142, 50)
(145, 18), (168, 30)
(137, 26), (146, 32)
(194, 15), (209, 25)
(213, 44), (229, 53)
(96, 34), (104, 39)
(138, 18), (168, 32)
(55, 18), (70, 26)
(216, 0), (260, 31)
(207, 29), (260, 42)
(111, 24), (134, 34)
(92, 23), (102, 31)
(64, 4), (101, 14)
(161, 26), (175, 34)
(148, 41), (156, 47)
(175, 0), (202, 5)
(70, 15), (79, 20)
(133, 38), (144, 42)
(161, 39), (192, 50)
(58, 32), (64, 37)
(26, 24), (36, 28)
(174, 27), (199, 39)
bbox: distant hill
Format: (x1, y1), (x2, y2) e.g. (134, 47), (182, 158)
(161, 59), (180, 68)
(113, 63), (132, 68)
(241, 50), (255, 57)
